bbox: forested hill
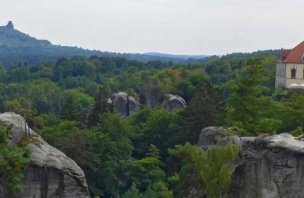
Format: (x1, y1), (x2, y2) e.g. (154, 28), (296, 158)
(0, 22), (209, 67)
(1, 48), (300, 197)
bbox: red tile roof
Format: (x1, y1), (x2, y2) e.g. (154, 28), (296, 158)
(282, 50), (291, 60)
(284, 41), (304, 63)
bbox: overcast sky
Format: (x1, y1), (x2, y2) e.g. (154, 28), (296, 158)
(0, 0), (304, 55)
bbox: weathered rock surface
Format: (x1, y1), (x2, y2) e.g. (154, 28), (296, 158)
(161, 94), (187, 111)
(199, 127), (304, 198)
(233, 133), (304, 198)
(112, 92), (139, 116)
(112, 92), (186, 115)
(0, 112), (90, 198)
(198, 126), (226, 149)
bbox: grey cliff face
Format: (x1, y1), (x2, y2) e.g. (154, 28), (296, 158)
(199, 127), (304, 198)
(161, 94), (187, 111)
(232, 133), (304, 198)
(112, 92), (139, 116)
(0, 112), (90, 198)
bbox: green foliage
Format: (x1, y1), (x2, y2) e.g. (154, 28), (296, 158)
(87, 86), (112, 125)
(87, 113), (134, 197)
(202, 143), (240, 198)
(130, 107), (181, 159)
(0, 48), (292, 198)
(179, 80), (224, 143)
(0, 125), (29, 193)
(168, 143), (206, 198)
(144, 185), (158, 198)
(280, 92), (304, 132)
(61, 88), (93, 121)
(169, 142), (240, 198)
(128, 145), (172, 198)
(122, 183), (144, 198)
(28, 79), (61, 114)
(129, 145), (165, 188)
(225, 59), (282, 134)
(290, 127), (304, 137)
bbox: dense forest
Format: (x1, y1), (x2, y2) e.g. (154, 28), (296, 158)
(3, 48), (304, 198)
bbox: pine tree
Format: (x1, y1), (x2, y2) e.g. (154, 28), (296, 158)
(122, 183), (143, 198)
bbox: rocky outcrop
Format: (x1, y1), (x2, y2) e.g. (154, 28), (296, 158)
(161, 94), (187, 111)
(0, 112), (90, 198)
(112, 92), (139, 116)
(232, 133), (304, 198)
(140, 92), (187, 110)
(198, 127), (304, 198)
(198, 126), (226, 149)
(111, 92), (186, 116)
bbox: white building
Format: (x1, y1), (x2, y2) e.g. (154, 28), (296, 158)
(276, 41), (304, 88)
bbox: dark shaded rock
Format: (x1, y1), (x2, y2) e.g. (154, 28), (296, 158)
(162, 94), (187, 111)
(0, 112), (90, 198)
(140, 91), (160, 106)
(112, 92), (139, 116)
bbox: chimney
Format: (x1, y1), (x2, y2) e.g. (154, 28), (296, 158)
(280, 48), (284, 62)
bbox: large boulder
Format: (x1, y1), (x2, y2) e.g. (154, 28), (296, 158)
(198, 126), (226, 149)
(112, 92), (139, 116)
(161, 94), (187, 111)
(198, 127), (304, 198)
(232, 133), (304, 198)
(0, 112), (90, 198)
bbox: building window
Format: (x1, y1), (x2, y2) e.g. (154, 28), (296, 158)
(291, 68), (296, 79)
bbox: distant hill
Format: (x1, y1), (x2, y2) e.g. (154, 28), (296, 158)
(0, 21), (209, 67)
(222, 50), (281, 59)
(144, 52), (208, 60)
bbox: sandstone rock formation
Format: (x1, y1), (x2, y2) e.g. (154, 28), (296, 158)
(112, 92), (139, 116)
(198, 126), (226, 149)
(161, 94), (187, 111)
(111, 92), (186, 116)
(0, 112), (90, 198)
(199, 127), (304, 198)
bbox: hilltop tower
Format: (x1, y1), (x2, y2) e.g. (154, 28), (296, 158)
(5, 21), (14, 29)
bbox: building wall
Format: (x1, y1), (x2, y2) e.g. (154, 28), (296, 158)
(285, 63), (304, 88)
(275, 62), (286, 88)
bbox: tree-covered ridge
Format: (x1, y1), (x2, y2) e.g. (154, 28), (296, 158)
(0, 24), (210, 67)
(0, 26), (51, 47)
(1, 50), (304, 197)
